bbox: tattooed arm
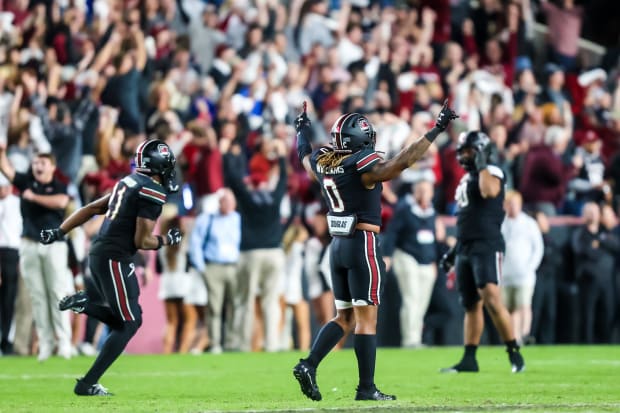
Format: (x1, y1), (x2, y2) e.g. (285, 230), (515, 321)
(362, 101), (457, 187)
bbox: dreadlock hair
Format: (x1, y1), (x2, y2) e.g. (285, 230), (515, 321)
(316, 149), (351, 169)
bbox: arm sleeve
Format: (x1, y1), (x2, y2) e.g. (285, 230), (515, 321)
(355, 151), (382, 174)
(189, 214), (207, 273)
(296, 125), (313, 162)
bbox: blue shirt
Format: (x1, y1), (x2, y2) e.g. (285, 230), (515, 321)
(189, 211), (241, 272)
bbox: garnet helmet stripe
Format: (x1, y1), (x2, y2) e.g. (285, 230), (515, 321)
(135, 140), (150, 170)
(333, 113), (355, 152)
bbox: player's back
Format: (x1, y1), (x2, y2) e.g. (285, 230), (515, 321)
(91, 173), (167, 260)
(311, 147), (383, 227)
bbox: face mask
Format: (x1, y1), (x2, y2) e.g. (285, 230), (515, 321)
(163, 169), (179, 193)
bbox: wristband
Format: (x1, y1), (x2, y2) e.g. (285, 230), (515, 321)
(156, 235), (165, 249)
(424, 127), (442, 143)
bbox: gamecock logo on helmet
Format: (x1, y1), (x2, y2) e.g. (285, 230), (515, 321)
(358, 117), (370, 131)
(157, 144), (170, 156)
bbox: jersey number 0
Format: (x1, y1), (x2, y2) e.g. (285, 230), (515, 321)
(323, 177), (345, 213)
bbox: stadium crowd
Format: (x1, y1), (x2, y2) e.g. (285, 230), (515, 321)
(0, 0), (620, 359)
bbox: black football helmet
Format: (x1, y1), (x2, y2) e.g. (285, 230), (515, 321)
(330, 113), (376, 153)
(456, 131), (491, 172)
(134, 139), (179, 193)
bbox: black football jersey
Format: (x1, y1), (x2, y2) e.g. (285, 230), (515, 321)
(91, 173), (167, 260)
(310, 147), (383, 226)
(455, 165), (505, 251)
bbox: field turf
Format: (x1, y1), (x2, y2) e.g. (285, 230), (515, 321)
(0, 345), (619, 412)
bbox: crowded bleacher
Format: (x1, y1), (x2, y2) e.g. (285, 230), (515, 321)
(0, 0), (619, 359)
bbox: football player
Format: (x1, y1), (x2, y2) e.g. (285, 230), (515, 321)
(292, 101), (457, 401)
(439, 131), (525, 373)
(40, 139), (182, 396)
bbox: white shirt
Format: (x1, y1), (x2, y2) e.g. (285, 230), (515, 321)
(501, 212), (544, 287)
(0, 193), (22, 249)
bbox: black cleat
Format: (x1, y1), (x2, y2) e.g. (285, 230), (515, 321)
(74, 379), (113, 396)
(293, 359), (322, 401)
(355, 386), (397, 401)
(59, 291), (88, 313)
(508, 348), (525, 373)
(440, 358), (479, 373)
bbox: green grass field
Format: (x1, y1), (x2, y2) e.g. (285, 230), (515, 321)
(1, 346), (619, 412)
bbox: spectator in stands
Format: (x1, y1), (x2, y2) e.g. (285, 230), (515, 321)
(99, 27), (148, 134)
(612, 204), (620, 342)
(538, 63), (573, 128)
(530, 210), (561, 344)
(0, 0), (618, 354)
(22, 69), (96, 184)
(383, 179), (445, 348)
(158, 215), (190, 354)
(0, 146), (72, 360)
(567, 130), (610, 215)
(540, 0), (584, 71)
(519, 126), (578, 216)
(280, 222), (311, 351)
(189, 188), (241, 354)
(501, 191), (544, 345)
(0, 174), (21, 355)
(571, 202), (620, 343)
(222, 139), (287, 352)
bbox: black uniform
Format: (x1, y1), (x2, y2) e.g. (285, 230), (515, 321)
(453, 165), (506, 308)
(310, 146), (384, 306)
(13, 172), (67, 240)
(89, 173), (167, 323)
(571, 225), (620, 343)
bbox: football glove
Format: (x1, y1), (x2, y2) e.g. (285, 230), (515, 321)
(434, 100), (459, 132)
(294, 111), (311, 132)
(166, 228), (182, 246)
(439, 246), (456, 273)
(473, 146), (488, 172)
(40, 228), (65, 245)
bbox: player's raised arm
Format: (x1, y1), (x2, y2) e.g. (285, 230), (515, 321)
(294, 101), (317, 180)
(361, 101), (457, 186)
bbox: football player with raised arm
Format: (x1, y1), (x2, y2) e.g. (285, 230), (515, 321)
(439, 131), (525, 373)
(40, 140), (182, 396)
(292, 102), (457, 401)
